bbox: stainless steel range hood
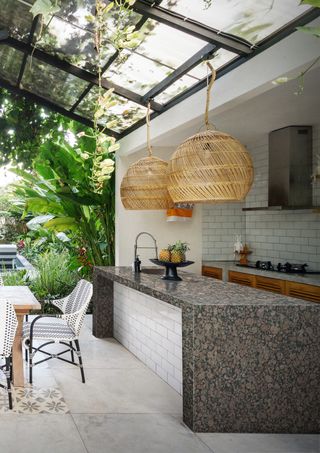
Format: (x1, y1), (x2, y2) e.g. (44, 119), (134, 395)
(268, 125), (313, 209)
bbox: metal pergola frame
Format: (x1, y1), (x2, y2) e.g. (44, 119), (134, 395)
(0, 1), (319, 139)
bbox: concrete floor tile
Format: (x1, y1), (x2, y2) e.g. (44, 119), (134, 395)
(51, 367), (182, 415)
(0, 414), (87, 453)
(73, 413), (212, 453)
(46, 337), (144, 369)
(197, 433), (320, 453)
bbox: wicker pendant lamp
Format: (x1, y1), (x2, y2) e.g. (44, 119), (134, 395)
(168, 62), (254, 204)
(120, 103), (171, 210)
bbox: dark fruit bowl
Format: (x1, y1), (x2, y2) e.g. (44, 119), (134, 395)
(150, 259), (194, 268)
(149, 259), (194, 281)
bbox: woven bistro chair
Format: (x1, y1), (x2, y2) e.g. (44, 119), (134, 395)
(22, 279), (93, 384)
(0, 275), (4, 286)
(0, 299), (18, 409)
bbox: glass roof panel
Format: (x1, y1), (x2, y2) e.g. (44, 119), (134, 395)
(57, 0), (141, 32)
(188, 49), (238, 79)
(155, 49), (238, 105)
(0, 45), (24, 85)
(104, 51), (171, 96)
(22, 57), (90, 109)
(0, 0), (34, 41)
(160, 0), (312, 44)
(137, 19), (207, 69)
(75, 86), (148, 133)
(104, 16), (210, 96)
(34, 1), (142, 72)
(36, 16), (115, 72)
(155, 75), (198, 105)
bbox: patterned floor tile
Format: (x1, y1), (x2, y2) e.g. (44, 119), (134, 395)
(0, 385), (69, 414)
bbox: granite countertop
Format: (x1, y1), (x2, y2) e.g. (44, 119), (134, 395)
(203, 260), (320, 286)
(95, 266), (316, 309)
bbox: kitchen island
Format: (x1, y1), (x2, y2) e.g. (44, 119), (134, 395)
(92, 266), (320, 433)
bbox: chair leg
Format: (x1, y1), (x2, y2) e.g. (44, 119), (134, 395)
(70, 341), (74, 363)
(29, 342), (33, 384)
(10, 355), (13, 382)
(5, 357), (13, 410)
(74, 339), (85, 383)
(25, 347), (28, 363)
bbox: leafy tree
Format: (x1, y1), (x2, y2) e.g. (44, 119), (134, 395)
(0, 88), (91, 168)
(13, 131), (115, 267)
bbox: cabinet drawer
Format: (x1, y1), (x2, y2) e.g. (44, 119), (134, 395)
(202, 266), (222, 280)
(286, 281), (320, 303)
(256, 276), (286, 294)
(228, 271), (256, 287)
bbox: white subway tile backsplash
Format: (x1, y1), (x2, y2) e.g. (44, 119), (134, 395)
(203, 125), (320, 267)
(114, 282), (183, 395)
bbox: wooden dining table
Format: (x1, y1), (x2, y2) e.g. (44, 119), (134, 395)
(0, 286), (41, 387)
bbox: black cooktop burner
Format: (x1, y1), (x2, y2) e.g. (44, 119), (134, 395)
(237, 261), (320, 275)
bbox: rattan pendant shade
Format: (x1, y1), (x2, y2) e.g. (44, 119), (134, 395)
(120, 103), (171, 210)
(168, 63), (254, 204)
(121, 155), (171, 209)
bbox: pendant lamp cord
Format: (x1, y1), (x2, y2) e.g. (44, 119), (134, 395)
(146, 101), (152, 156)
(205, 61), (216, 129)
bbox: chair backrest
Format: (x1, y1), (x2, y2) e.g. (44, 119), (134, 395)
(61, 280), (93, 336)
(0, 299), (18, 357)
(0, 274), (4, 286)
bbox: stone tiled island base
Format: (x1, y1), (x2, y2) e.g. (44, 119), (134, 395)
(93, 267), (320, 433)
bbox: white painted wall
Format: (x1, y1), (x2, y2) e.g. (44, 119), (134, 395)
(115, 147), (202, 274)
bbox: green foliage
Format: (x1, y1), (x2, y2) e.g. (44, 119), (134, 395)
(2, 270), (27, 286)
(30, 249), (78, 302)
(14, 133), (115, 267)
(0, 88), (90, 169)
(30, 0), (61, 22)
(0, 186), (27, 243)
(171, 241), (190, 254)
(300, 0), (320, 6)
(297, 26), (320, 37)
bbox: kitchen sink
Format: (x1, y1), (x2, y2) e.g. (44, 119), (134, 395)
(140, 268), (163, 275)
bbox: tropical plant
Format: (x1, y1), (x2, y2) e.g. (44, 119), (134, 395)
(13, 131), (115, 267)
(0, 186), (27, 243)
(0, 88), (91, 168)
(30, 249), (78, 306)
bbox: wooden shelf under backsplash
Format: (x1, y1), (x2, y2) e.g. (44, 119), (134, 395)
(242, 206), (320, 211)
(202, 266), (320, 303)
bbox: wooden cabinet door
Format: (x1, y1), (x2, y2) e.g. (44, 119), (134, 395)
(286, 281), (320, 303)
(256, 276), (286, 295)
(228, 271), (256, 287)
(202, 266), (223, 280)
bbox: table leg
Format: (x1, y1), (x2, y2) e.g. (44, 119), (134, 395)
(12, 312), (26, 387)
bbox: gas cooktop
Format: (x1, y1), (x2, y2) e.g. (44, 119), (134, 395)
(237, 261), (320, 275)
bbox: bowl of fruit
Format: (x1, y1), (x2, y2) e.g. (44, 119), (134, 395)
(150, 241), (194, 281)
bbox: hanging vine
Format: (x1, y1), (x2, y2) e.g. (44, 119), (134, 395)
(202, 0), (213, 9)
(29, 0), (62, 62)
(88, 0), (140, 193)
(29, 0), (140, 193)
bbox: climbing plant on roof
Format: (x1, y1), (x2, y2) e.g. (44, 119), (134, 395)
(76, 0), (141, 194)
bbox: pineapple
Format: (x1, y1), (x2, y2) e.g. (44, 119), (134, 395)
(159, 248), (171, 262)
(170, 249), (183, 263)
(170, 241), (190, 263)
